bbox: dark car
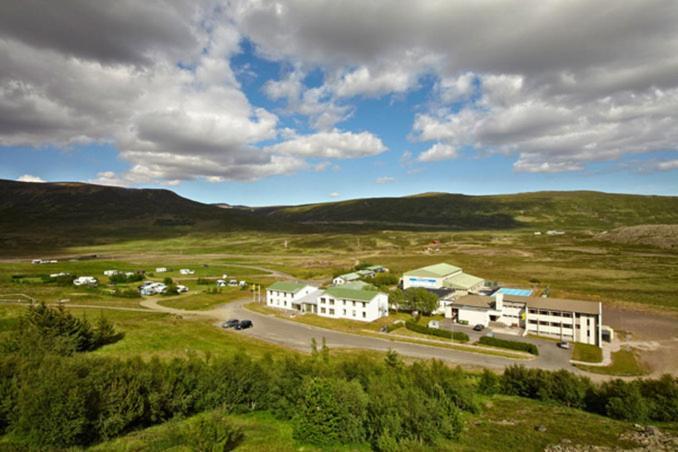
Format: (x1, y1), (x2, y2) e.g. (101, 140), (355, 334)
(473, 324), (485, 332)
(235, 320), (253, 330)
(221, 319), (239, 329)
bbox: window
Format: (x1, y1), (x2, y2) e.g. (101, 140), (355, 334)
(552, 311), (561, 317)
(528, 320), (537, 324)
(550, 322), (560, 327)
(329, 299), (335, 306)
(343, 309), (347, 315)
(329, 309), (335, 315)
(284, 301), (287, 307)
(320, 298), (326, 304)
(352, 311), (356, 317)
(320, 307), (326, 314)
(362, 312), (366, 318)
(528, 309), (537, 314)
(362, 302), (366, 308)
(539, 321), (549, 326)
(352, 301), (356, 307)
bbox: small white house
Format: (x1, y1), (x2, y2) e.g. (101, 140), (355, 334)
(179, 269), (194, 275)
(228, 279), (239, 287)
(104, 270), (120, 277)
(156, 267), (168, 273)
(73, 276), (97, 286)
(216, 279), (227, 287)
(332, 272), (361, 285)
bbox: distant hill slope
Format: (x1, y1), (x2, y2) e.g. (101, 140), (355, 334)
(257, 191), (678, 230)
(2, 179), (678, 253)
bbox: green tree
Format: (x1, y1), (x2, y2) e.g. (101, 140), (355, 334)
(293, 377), (368, 445)
(404, 288), (439, 315)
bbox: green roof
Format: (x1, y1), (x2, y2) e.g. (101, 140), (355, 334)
(323, 286), (381, 302)
(267, 281), (307, 293)
(404, 263), (462, 278)
(336, 272), (361, 281)
(366, 265), (387, 271)
(342, 281), (376, 290)
(443, 272), (485, 290)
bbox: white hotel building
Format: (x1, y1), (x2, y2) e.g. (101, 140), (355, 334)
(449, 293), (603, 346)
(265, 282), (389, 322)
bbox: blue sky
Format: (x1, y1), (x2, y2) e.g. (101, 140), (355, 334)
(2, 2), (677, 206)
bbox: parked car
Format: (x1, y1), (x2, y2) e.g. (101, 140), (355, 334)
(221, 319), (239, 329)
(557, 341), (570, 349)
(235, 320), (253, 330)
(473, 324), (485, 331)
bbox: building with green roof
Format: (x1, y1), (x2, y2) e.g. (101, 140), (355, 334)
(402, 262), (485, 292)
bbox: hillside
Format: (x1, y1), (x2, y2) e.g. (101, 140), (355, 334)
(2, 179), (678, 253)
(257, 191), (678, 230)
(0, 179), (264, 252)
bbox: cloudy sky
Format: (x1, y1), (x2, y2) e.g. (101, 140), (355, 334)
(1, 0), (678, 205)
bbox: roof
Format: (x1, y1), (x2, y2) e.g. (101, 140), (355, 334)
(443, 272), (484, 290)
(341, 281), (376, 290)
(335, 272), (361, 281)
(366, 265), (386, 271)
(323, 286), (382, 302)
(507, 295), (601, 315)
(455, 294), (601, 315)
(267, 281), (308, 293)
(404, 263), (461, 278)
(496, 287), (534, 297)
(454, 295), (496, 310)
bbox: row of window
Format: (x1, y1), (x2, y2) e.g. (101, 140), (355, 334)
(527, 309), (588, 318)
(320, 307), (367, 319)
(319, 297), (367, 308)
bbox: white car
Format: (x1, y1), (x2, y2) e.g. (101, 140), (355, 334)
(176, 285), (189, 293)
(179, 269), (195, 275)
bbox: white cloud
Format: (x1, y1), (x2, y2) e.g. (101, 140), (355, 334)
(267, 129), (386, 159)
(375, 176), (395, 184)
(16, 174), (45, 183)
(329, 192), (340, 198)
(417, 143), (458, 162)
(236, 0), (678, 173)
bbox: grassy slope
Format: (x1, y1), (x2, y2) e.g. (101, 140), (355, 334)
(576, 348), (649, 376)
(90, 396), (660, 451)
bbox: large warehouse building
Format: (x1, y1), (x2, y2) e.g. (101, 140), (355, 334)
(449, 293), (602, 346)
(401, 263), (485, 292)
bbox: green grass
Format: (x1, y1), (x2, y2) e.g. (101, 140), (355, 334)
(447, 395), (643, 451)
(157, 288), (249, 311)
(91, 410), (368, 452)
(572, 342), (603, 363)
(576, 348), (648, 376)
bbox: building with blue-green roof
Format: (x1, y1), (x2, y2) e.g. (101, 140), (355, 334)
(402, 262), (485, 292)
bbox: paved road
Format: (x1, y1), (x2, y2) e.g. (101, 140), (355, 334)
(139, 296), (573, 372)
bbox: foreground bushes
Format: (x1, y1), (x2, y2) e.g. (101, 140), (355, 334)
(405, 321), (470, 342)
(478, 336), (539, 355)
(500, 365), (678, 422)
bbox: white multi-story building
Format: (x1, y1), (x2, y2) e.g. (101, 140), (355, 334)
(266, 282), (320, 310)
(317, 287), (389, 322)
(266, 282), (389, 322)
(448, 292), (603, 346)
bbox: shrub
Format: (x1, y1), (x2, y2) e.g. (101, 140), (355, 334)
(109, 273), (144, 284)
(477, 369), (501, 395)
(385, 322), (403, 333)
(405, 321), (469, 342)
(478, 336), (539, 355)
(112, 288), (141, 298)
(293, 377), (368, 445)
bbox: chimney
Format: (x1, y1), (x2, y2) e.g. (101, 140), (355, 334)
(495, 292), (504, 311)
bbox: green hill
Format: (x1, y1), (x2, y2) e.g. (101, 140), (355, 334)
(257, 191), (678, 230)
(2, 179), (678, 252)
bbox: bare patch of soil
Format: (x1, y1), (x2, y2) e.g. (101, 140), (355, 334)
(597, 224), (678, 249)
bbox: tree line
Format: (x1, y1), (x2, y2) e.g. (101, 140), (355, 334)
(0, 304), (676, 450)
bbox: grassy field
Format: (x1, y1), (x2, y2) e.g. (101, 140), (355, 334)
(90, 395), (659, 451)
(576, 348), (648, 376)
(157, 288), (250, 311)
(572, 343), (604, 363)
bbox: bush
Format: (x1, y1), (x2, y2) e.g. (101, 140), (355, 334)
(112, 288), (141, 298)
(293, 377), (368, 445)
(478, 336), (539, 355)
(385, 322), (403, 333)
(405, 321), (469, 342)
(109, 273), (144, 284)
(197, 278), (211, 285)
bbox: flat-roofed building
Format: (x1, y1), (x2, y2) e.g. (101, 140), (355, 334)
(450, 293), (602, 346)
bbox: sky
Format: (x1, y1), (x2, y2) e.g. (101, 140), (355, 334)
(1, 1), (678, 206)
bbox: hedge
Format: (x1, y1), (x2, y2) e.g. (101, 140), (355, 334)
(478, 336), (539, 355)
(385, 323), (404, 333)
(405, 321), (469, 343)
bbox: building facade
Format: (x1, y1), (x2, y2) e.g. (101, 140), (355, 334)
(266, 282), (319, 310)
(449, 293), (603, 346)
(402, 263), (484, 292)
